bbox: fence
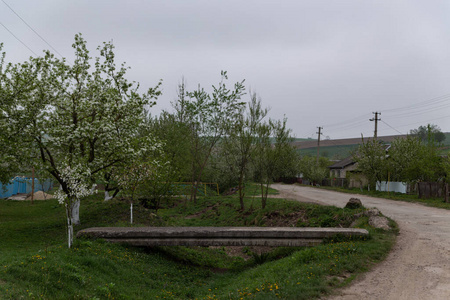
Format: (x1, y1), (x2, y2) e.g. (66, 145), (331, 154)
(376, 181), (408, 194)
(0, 177), (53, 199)
(417, 182), (444, 199)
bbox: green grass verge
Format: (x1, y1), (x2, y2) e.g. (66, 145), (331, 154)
(0, 190), (396, 299)
(317, 185), (450, 210)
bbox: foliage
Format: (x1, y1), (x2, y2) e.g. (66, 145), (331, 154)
(221, 92), (269, 209)
(410, 124), (446, 144)
(253, 117), (299, 208)
(444, 154), (450, 184)
(172, 71), (246, 202)
(148, 111), (192, 183)
(299, 156), (331, 183)
(0, 34), (161, 246)
(271, 117), (299, 179)
(387, 135), (443, 183)
(353, 139), (387, 190)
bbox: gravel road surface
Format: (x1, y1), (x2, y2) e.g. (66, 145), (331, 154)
(271, 183), (450, 300)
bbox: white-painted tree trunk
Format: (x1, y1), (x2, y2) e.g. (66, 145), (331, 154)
(104, 191), (113, 201)
(71, 199), (81, 225)
(130, 203), (133, 224)
(66, 200), (74, 248)
(90, 184), (97, 194)
(67, 221), (73, 248)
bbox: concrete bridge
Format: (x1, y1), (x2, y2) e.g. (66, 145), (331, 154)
(76, 227), (369, 247)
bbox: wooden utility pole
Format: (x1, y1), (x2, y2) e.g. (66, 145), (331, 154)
(370, 112), (381, 139)
(316, 126), (323, 164)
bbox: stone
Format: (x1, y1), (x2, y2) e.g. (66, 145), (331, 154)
(369, 216), (390, 230)
(345, 198), (363, 209)
(365, 208), (380, 217)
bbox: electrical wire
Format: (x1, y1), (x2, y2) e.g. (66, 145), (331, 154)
(380, 120), (404, 135)
(1, 0), (63, 57)
(0, 21), (37, 56)
(382, 93), (450, 114)
(388, 115), (450, 131)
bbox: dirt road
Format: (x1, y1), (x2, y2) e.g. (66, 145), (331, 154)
(271, 183), (450, 300)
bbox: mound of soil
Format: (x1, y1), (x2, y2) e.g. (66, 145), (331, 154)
(26, 191), (53, 200)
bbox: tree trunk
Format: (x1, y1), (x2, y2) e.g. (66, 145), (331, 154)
(445, 183), (449, 203)
(66, 199), (75, 248)
(239, 172), (245, 211)
(71, 199), (81, 225)
(104, 191), (113, 201)
(130, 202), (133, 224)
(67, 219), (73, 249)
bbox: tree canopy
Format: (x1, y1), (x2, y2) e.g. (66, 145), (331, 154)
(410, 124), (446, 144)
(0, 34), (161, 247)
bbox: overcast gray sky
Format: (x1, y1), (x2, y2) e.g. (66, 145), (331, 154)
(2, 0), (450, 139)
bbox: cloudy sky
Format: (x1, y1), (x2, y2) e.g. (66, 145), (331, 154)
(2, 0), (450, 139)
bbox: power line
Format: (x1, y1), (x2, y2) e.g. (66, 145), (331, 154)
(382, 93), (450, 114)
(388, 115), (450, 131)
(0, 21), (38, 56)
(380, 120), (404, 135)
(1, 0), (63, 58)
(383, 101), (450, 119)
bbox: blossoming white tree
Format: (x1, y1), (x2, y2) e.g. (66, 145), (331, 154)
(0, 35), (161, 247)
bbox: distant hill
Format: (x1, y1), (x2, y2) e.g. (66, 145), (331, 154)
(293, 133), (450, 159)
(292, 134), (405, 149)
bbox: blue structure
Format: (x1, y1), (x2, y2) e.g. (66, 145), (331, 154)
(0, 177), (53, 199)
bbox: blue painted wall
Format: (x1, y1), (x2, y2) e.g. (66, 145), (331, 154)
(0, 177), (53, 199)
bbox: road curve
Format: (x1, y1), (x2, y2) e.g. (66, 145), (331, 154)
(271, 183), (450, 300)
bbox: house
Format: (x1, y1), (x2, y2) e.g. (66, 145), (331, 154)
(328, 156), (357, 179)
(328, 156), (367, 188)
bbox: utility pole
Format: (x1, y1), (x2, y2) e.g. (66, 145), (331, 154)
(316, 126), (323, 165)
(370, 112), (381, 139)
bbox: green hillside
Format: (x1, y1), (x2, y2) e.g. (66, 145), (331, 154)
(298, 145), (359, 159)
(295, 132), (450, 158)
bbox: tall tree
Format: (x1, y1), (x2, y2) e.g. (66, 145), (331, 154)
(410, 124), (446, 144)
(388, 135), (443, 183)
(254, 117), (297, 208)
(299, 156), (330, 184)
(172, 71), (246, 202)
(222, 92), (268, 210)
(0, 35), (161, 247)
(353, 139), (387, 191)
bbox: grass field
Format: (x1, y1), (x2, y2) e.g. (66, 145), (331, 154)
(0, 186), (397, 299)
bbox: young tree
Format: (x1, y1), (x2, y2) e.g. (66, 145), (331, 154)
(353, 138), (387, 191)
(115, 145), (163, 223)
(387, 135), (423, 183)
(222, 92), (268, 210)
(299, 156), (330, 184)
(254, 117), (297, 208)
(0, 35), (161, 247)
(271, 117), (299, 181)
(173, 71), (246, 202)
(253, 121), (272, 209)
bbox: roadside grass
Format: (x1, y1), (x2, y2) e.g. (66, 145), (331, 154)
(0, 189), (396, 299)
(317, 185), (450, 210)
